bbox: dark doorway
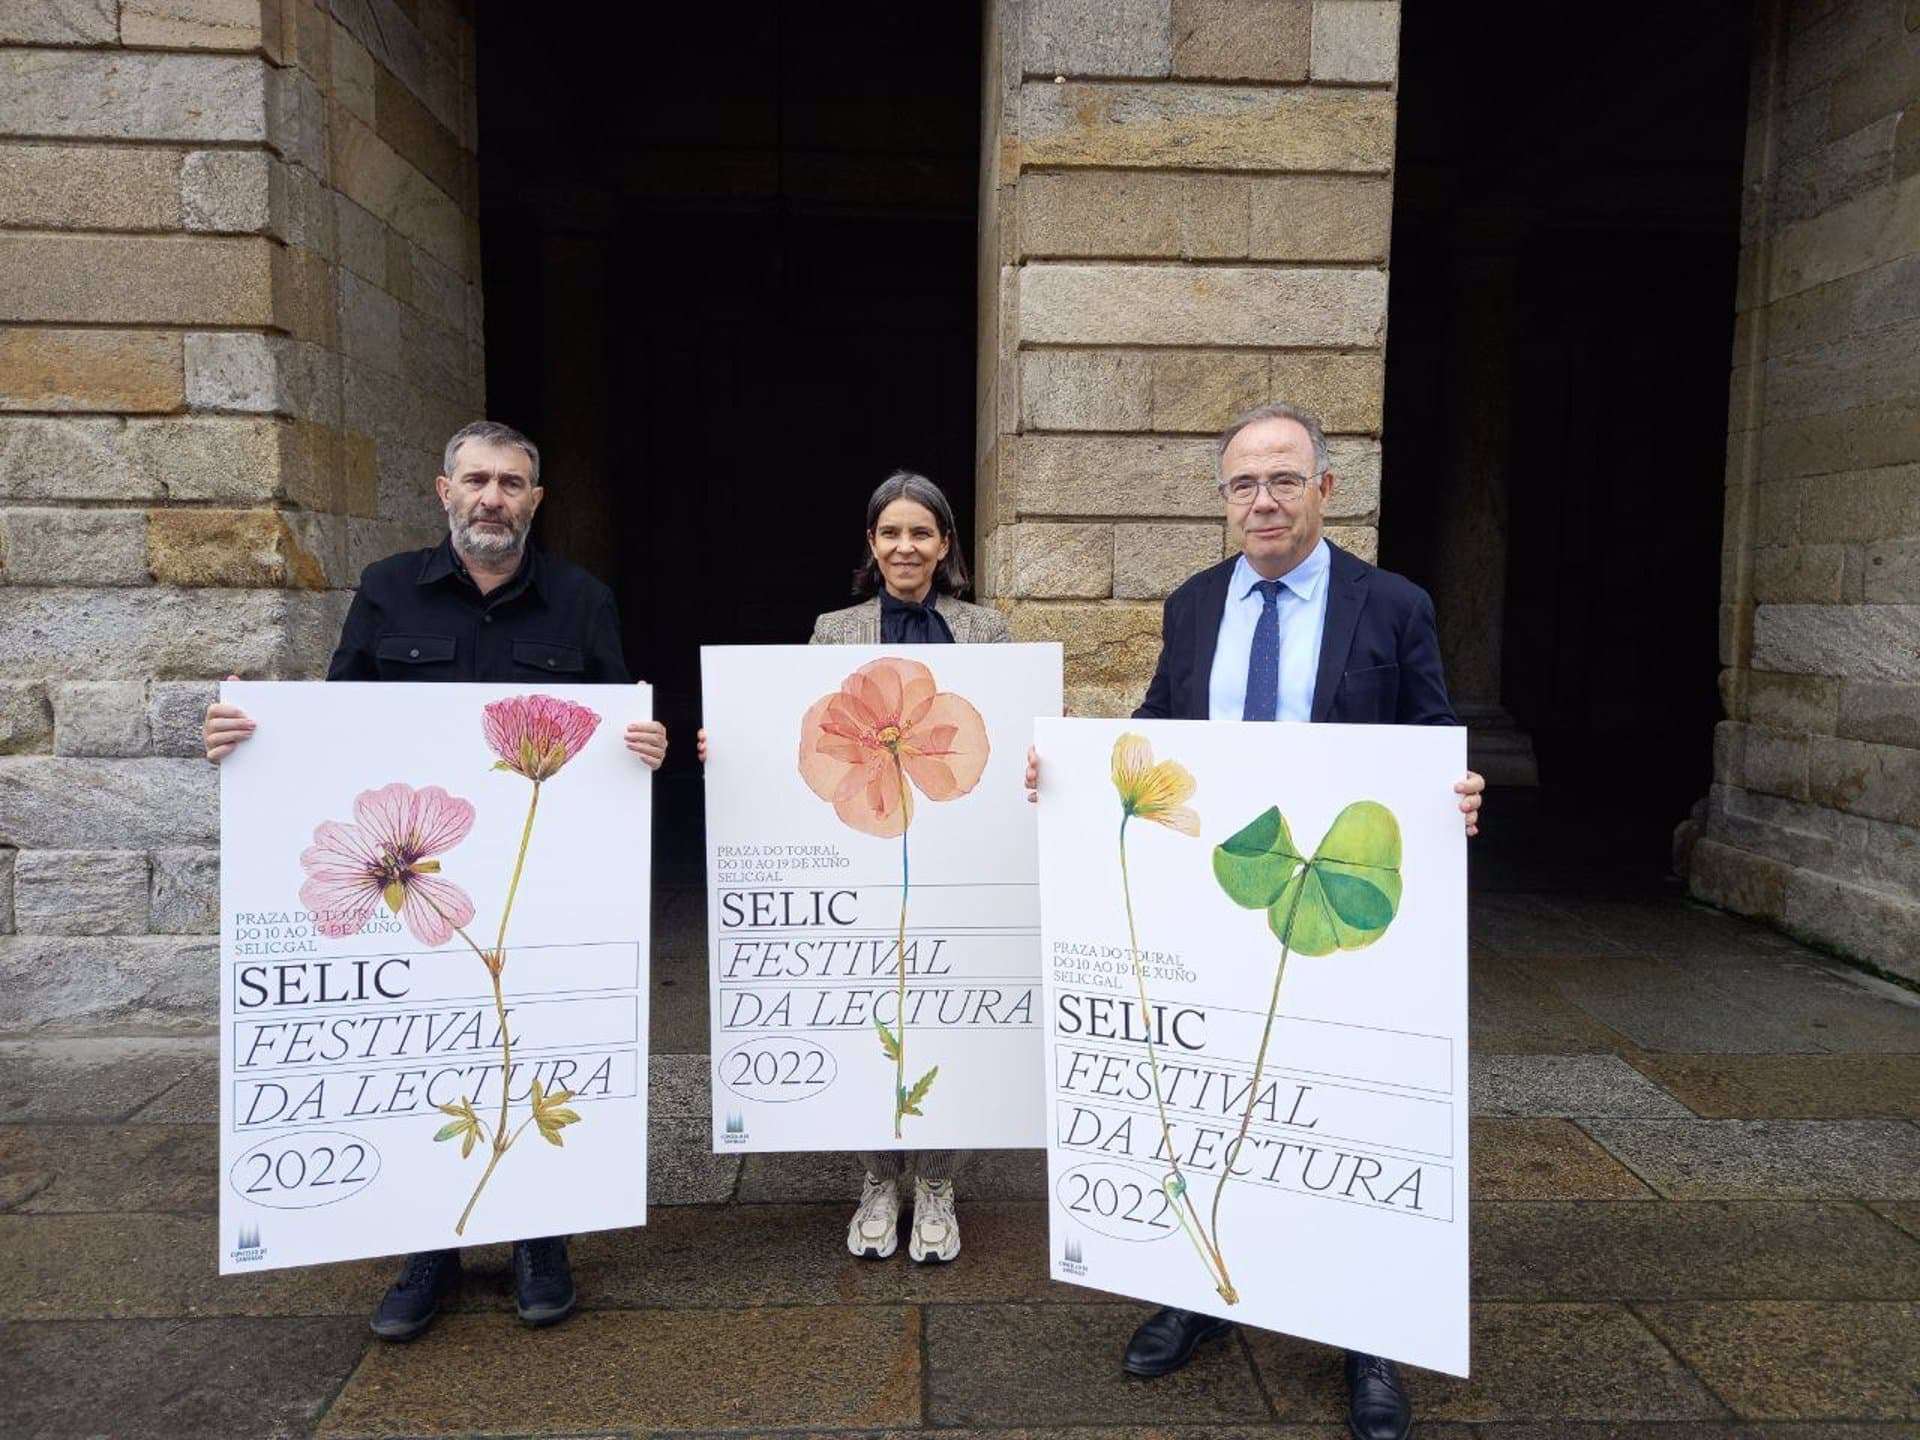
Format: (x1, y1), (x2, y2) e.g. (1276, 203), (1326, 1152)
(477, 5), (982, 880)
(1382, 3), (1752, 891)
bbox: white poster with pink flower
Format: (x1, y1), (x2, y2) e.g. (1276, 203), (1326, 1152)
(215, 681), (652, 1273)
(702, 644), (1062, 1152)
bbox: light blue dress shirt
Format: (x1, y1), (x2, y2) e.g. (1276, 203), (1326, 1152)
(1207, 540), (1332, 723)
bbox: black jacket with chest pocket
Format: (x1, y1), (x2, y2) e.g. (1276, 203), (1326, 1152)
(325, 538), (631, 685)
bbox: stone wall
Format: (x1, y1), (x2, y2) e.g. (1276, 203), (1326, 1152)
(976, 0), (1399, 715)
(1688, 0), (1920, 979)
(0, 0), (485, 1031)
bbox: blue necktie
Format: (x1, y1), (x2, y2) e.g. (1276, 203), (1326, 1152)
(1244, 579), (1284, 721)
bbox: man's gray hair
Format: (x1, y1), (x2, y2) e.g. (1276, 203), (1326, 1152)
(1214, 401), (1330, 478)
(442, 420), (541, 485)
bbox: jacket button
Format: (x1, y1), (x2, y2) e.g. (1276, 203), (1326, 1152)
(483, 614), (492, 623)
(546, 657), (555, 667)
(409, 647), (420, 658)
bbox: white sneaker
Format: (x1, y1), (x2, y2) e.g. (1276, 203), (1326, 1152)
(847, 1173), (900, 1259)
(909, 1176), (961, 1263)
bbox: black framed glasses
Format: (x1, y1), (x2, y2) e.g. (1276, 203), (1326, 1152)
(1218, 473), (1319, 504)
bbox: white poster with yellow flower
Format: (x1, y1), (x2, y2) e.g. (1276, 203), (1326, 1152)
(701, 644), (1063, 1153)
(1035, 716), (1470, 1377)
(215, 681), (652, 1273)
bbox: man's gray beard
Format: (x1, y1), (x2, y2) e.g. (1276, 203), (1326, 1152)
(449, 511), (526, 563)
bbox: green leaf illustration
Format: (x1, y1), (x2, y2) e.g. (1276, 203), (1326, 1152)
(433, 1096), (485, 1159)
(1210, 806), (1306, 908)
(530, 1079), (582, 1148)
(1212, 801), (1402, 957)
(875, 1017), (902, 1062)
(900, 1065), (938, 1117)
(1270, 801), (1402, 955)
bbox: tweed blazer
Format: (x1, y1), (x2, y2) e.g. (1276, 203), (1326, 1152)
(809, 593), (1012, 645)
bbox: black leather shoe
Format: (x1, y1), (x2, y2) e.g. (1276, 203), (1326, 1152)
(1122, 1306), (1236, 1377)
(369, 1248), (460, 1341)
(1345, 1350), (1411, 1440)
(512, 1235), (576, 1326)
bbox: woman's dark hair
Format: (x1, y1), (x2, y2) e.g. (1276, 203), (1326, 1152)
(853, 469), (972, 598)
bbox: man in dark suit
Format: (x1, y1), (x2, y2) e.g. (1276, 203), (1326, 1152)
(1026, 401), (1482, 1440)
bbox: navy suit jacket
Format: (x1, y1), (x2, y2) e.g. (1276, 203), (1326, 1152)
(1134, 542), (1458, 726)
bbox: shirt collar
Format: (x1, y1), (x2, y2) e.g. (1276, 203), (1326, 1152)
(417, 536), (543, 600)
(1234, 538), (1330, 604)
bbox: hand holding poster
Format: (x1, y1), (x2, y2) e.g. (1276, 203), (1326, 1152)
(218, 682), (652, 1273)
(702, 644), (1062, 1153)
(1036, 717), (1469, 1375)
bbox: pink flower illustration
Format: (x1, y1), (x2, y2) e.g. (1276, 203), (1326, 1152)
(298, 782), (476, 945)
(797, 657), (990, 839)
(483, 694), (602, 782)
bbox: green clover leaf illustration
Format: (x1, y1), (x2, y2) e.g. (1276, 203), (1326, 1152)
(1213, 801), (1401, 954)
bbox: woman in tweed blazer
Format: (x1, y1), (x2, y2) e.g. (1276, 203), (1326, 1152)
(809, 583), (1011, 644)
(700, 470), (1006, 1264)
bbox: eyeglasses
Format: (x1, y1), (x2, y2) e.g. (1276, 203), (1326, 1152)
(1218, 473), (1320, 505)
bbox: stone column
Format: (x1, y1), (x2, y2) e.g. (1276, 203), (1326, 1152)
(0, 0), (486, 1031)
(1684, 0), (1920, 979)
(977, 0), (1400, 715)
(1433, 206), (1538, 784)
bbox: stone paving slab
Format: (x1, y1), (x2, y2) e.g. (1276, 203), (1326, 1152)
(127, 1050), (219, 1120)
(736, 1146), (1048, 1204)
(651, 949), (710, 1054)
(649, 1053), (710, 1115)
(677, 1429), (1473, 1440)
(923, 1302), (1269, 1426)
(1469, 955), (1638, 1054)
(1655, 954), (1920, 1055)
(1469, 894), (1633, 959)
(650, 1113), (741, 1205)
(0, 1036), (212, 1122)
(1523, 954), (1829, 1055)
(1246, 1302), (1727, 1423)
(1872, 1200), (1920, 1240)
(1581, 1120), (1920, 1200)
(1, 1212), (397, 1320)
(1472, 1055), (1694, 1118)
(558, 1200), (1079, 1310)
(1465, 1425), (1918, 1438)
(0, 1315), (371, 1439)
(1636, 1301), (1920, 1421)
(1625, 1054), (1920, 1119)
(1472, 1119), (1658, 1200)
(1542, 899), (1808, 961)
(0, 1122), (216, 1212)
(317, 1306), (923, 1437)
(1471, 1201), (1920, 1301)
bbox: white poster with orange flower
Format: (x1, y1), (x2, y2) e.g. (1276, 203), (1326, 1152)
(701, 644), (1063, 1152)
(1035, 717), (1470, 1376)
(215, 681), (652, 1273)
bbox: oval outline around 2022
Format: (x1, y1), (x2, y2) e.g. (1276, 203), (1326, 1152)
(1055, 1159), (1181, 1243)
(227, 1130), (382, 1210)
(716, 1035), (839, 1104)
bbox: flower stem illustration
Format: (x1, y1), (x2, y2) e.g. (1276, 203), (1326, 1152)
(1206, 799), (1403, 1292)
(1108, 735), (1237, 1303)
(798, 658), (988, 1136)
(297, 694), (601, 1235)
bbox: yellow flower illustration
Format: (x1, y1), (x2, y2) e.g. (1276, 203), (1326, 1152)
(1107, 731), (1235, 1303)
(1111, 733), (1199, 835)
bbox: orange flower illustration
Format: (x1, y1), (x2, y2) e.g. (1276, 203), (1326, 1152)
(797, 658), (990, 836)
(797, 657), (990, 1135)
